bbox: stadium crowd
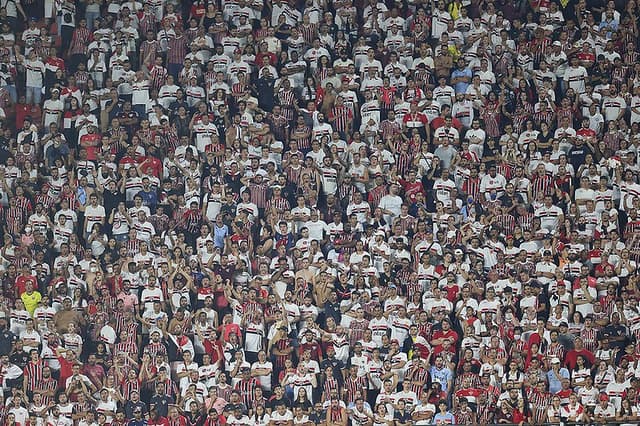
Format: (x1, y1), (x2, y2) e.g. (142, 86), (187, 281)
(2, 0), (640, 424)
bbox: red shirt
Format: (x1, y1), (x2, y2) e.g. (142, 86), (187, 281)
(148, 417), (170, 426)
(595, 261), (614, 277)
(432, 329), (459, 346)
(57, 355), (74, 388)
(455, 387), (481, 404)
(512, 408), (526, 424)
(15, 274), (37, 296)
(402, 112), (429, 127)
(577, 51), (595, 63)
(443, 284), (460, 302)
(432, 343), (457, 359)
(82, 363), (105, 387)
(298, 341), (323, 361)
(80, 133), (101, 160)
(430, 116), (462, 130)
(219, 323), (242, 342)
(527, 332), (545, 349)
(190, 4), (205, 19)
(577, 127), (596, 139)
(398, 178), (426, 203)
(571, 275), (597, 290)
(564, 348), (595, 370)
(587, 249), (603, 263)
(46, 56), (65, 72)
(140, 156), (163, 178)
(119, 155), (139, 169)
(61, 86), (81, 102)
(203, 339), (224, 365)
(255, 52), (277, 66)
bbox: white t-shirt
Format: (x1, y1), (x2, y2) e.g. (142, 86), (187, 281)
(131, 79), (151, 105)
(84, 205), (106, 232)
(25, 59), (45, 87)
(574, 188), (595, 212)
(251, 360), (273, 390)
(43, 99), (64, 128)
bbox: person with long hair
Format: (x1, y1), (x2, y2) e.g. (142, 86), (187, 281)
(249, 405), (270, 426)
(617, 398), (639, 426)
(293, 387), (313, 415)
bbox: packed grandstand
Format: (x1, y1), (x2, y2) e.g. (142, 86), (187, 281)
(0, 0), (640, 424)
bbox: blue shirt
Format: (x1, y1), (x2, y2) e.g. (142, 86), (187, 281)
(451, 67), (472, 93)
(598, 19), (619, 38)
(137, 189), (158, 209)
(213, 224), (229, 248)
(430, 366), (454, 393)
(547, 367), (570, 394)
(433, 412), (455, 424)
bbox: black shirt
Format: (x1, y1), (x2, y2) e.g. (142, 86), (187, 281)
(169, 100), (191, 117)
(268, 397), (291, 411)
(103, 189), (125, 216)
(324, 300), (341, 326)
(567, 144), (593, 172)
(599, 324), (628, 350)
(149, 394), (174, 417)
(223, 403), (247, 415)
(293, 399), (313, 413)
(320, 357), (345, 385)
(394, 410), (412, 423)
(10, 350), (28, 369)
(498, 193), (524, 210)
(128, 419), (147, 426)
(309, 409), (326, 425)
(0, 143), (11, 164)
(254, 77), (276, 111)
(105, 100), (124, 123)
(536, 292), (549, 320)
(124, 401), (148, 419)
(0, 328), (16, 356)
(186, 413), (204, 426)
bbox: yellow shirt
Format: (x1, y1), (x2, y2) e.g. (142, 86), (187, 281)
(448, 2), (462, 20)
(21, 291), (41, 316)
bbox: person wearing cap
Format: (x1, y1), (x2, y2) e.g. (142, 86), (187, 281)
(546, 356), (569, 394)
(128, 405), (146, 426)
(593, 392), (616, 422)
